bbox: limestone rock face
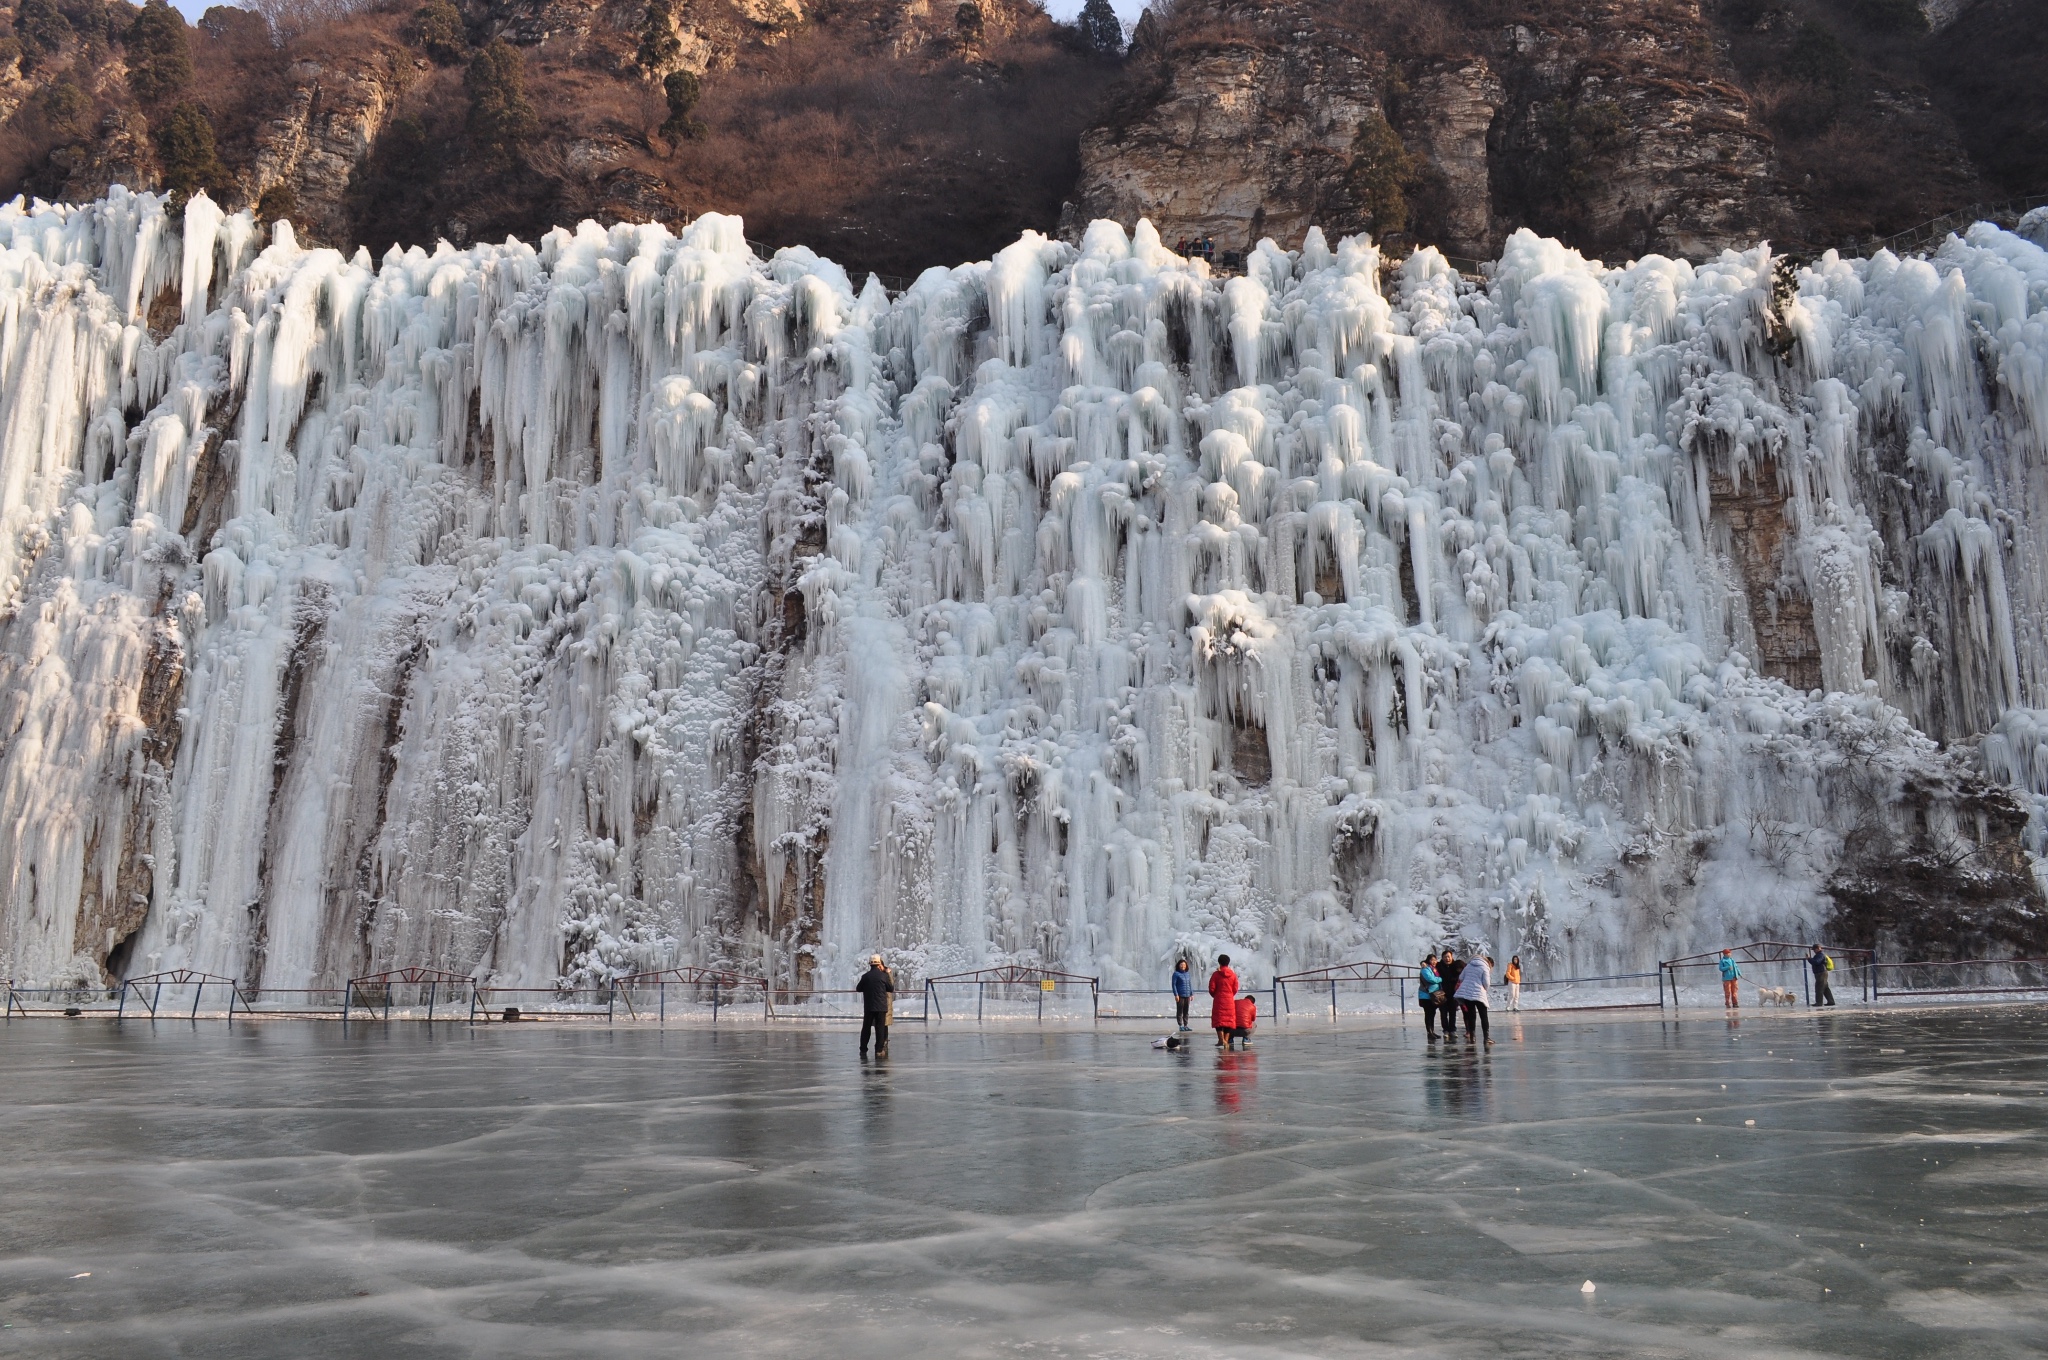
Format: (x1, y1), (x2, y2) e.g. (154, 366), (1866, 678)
(1486, 0), (1795, 260)
(246, 48), (415, 245)
(1396, 58), (1501, 260)
(1071, 2), (1381, 256)
(1072, 0), (1795, 261)
(52, 109), (157, 204)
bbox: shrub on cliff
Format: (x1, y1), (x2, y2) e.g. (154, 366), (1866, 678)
(465, 41), (537, 164)
(15, 0), (72, 73)
(125, 0), (192, 107)
(1347, 112), (1417, 236)
(403, 0), (467, 65)
(636, 0), (681, 74)
(345, 113), (440, 247)
(660, 70), (705, 144)
(40, 82), (92, 137)
(153, 101), (226, 204)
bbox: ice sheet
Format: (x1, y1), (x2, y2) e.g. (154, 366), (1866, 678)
(0, 1010), (2044, 1357)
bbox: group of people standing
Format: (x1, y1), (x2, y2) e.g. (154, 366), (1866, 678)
(1172, 956), (1257, 1048)
(1416, 948), (1517, 1045)
(1717, 945), (1838, 1007)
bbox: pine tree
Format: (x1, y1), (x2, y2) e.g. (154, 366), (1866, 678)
(465, 41), (538, 164)
(1346, 112), (1416, 237)
(1077, 0), (1122, 56)
(125, 0), (192, 107)
(15, 0), (73, 74)
(659, 70), (704, 143)
(637, 0), (680, 74)
(153, 102), (225, 205)
(404, 0), (467, 65)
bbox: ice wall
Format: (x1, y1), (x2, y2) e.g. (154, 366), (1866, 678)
(2, 191), (2046, 992)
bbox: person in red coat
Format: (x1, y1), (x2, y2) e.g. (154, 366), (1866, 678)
(1207, 954), (1240, 1048)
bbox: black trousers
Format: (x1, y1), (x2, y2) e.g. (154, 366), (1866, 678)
(1175, 996), (1191, 1026)
(1419, 997), (1439, 1035)
(860, 1013), (889, 1054)
(1439, 995), (1458, 1034)
(1812, 974), (1836, 1006)
(1461, 999), (1490, 1041)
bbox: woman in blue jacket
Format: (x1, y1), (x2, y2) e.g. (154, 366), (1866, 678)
(1719, 950), (1742, 1008)
(1171, 958), (1194, 1031)
(1418, 953), (1442, 1040)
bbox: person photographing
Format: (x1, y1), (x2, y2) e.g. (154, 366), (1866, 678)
(856, 954), (894, 1058)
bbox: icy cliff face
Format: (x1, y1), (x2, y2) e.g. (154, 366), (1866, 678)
(3, 190), (2047, 993)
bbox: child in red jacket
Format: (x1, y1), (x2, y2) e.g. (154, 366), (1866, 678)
(1233, 992), (1257, 1049)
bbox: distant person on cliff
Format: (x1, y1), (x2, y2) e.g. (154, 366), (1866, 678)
(1719, 950), (1741, 1008)
(1418, 953), (1442, 1040)
(1456, 953), (1493, 1045)
(1437, 948), (1464, 1038)
(1505, 955), (1523, 1011)
(1208, 954), (1240, 1048)
(1807, 944), (1836, 1007)
(1172, 958), (1194, 1031)
(856, 954), (894, 1058)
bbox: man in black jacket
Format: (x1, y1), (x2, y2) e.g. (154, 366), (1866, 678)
(1436, 948), (1464, 1038)
(856, 954), (894, 1058)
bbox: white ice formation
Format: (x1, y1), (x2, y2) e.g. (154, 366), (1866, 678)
(3, 189), (2047, 994)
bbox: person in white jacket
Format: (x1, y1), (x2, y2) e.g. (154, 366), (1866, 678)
(1455, 954), (1494, 1046)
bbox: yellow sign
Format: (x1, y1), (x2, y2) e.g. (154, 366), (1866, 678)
(1040, 978), (1056, 991)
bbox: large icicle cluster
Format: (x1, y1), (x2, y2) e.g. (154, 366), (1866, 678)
(2, 190), (2045, 993)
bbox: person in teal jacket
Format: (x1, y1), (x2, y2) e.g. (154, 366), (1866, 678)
(1418, 953), (1443, 1040)
(1171, 958), (1194, 1031)
(1719, 950), (1741, 1008)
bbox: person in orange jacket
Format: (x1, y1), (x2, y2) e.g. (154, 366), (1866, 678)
(1207, 954), (1239, 1047)
(1504, 955), (1523, 1011)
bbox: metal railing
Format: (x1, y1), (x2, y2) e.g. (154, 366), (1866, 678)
(1852, 194), (2048, 259)
(1663, 941), (1873, 1008)
(343, 968), (475, 1022)
(611, 966), (771, 1021)
(1871, 957), (2048, 1002)
(924, 966), (1100, 1021)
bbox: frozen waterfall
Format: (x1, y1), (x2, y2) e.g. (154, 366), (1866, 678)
(3, 189), (2047, 994)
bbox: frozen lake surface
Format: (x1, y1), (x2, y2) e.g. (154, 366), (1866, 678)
(1, 1010), (2045, 1358)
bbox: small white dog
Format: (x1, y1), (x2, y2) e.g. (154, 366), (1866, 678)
(1755, 985), (1797, 1006)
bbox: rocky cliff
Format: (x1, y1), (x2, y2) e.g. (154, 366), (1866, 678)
(1070, 0), (2041, 265)
(1, 0), (2039, 278)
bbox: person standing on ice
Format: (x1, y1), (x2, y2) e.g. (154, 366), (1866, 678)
(856, 955), (894, 1058)
(1456, 954), (1493, 1046)
(1418, 954), (1442, 1040)
(1437, 949), (1463, 1038)
(1172, 958), (1194, 1031)
(1807, 944), (1836, 1007)
(1504, 955), (1523, 1011)
(1208, 955), (1240, 1048)
(1719, 950), (1742, 1008)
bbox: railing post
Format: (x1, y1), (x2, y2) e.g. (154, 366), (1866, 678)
(712, 978), (720, 1021)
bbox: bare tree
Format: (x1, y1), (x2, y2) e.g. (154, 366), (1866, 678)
(238, 0), (373, 43)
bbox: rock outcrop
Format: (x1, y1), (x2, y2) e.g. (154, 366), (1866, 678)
(1071, 0), (1797, 261)
(1068, 1), (1383, 253)
(245, 46), (415, 245)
